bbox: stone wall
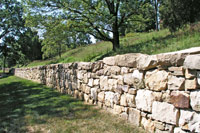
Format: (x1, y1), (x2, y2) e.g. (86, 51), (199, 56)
(14, 47), (200, 133)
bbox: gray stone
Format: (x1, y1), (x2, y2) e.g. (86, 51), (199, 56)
(168, 75), (185, 90)
(137, 54), (158, 70)
(152, 101), (179, 125)
(103, 56), (116, 66)
(113, 93), (121, 105)
(128, 108), (141, 126)
(105, 92), (114, 107)
(184, 54), (200, 70)
(190, 90), (200, 111)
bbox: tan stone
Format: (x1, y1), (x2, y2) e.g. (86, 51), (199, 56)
(100, 76), (109, 90)
(185, 69), (197, 79)
(126, 94), (136, 107)
(84, 94), (90, 102)
(85, 86), (91, 94)
(123, 73), (134, 85)
(141, 117), (155, 133)
(117, 75), (124, 85)
(154, 121), (165, 131)
(132, 70), (145, 89)
(105, 92), (114, 108)
(120, 94), (127, 106)
(110, 66), (121, 75)
(78, 62), (92, 70)
(121, 67), (129, 74)
(197, 71), (200, 85)
(168, 75), (185, 90)
(98, 92), (105, 102)
(113, 93), (121, 105)
(152, 101), (179, 125)
(162, 90), (171, 103)
(113, 104), (123, 114)
(83, 74), (88, 83)
(120, 112), (128, 120)
(137, 54), (158, 70)
(170, 91), (190, 108)
(174, 128), (187, 133)
(88, 79), (94, 87)
(128, 88), (137, 95)
(103, 56), (116, 66)
(145, 70), (169, 91)
(91, 88), (98, 101)
(122, 85), (129, 92)
(185, 79), (198, 90)
(93, 79), (99, 86)
(168, 67), (185, 76)
(190, 90), (200, 112)
(128, 108), (141, 126)
(115, 53), (141, 67)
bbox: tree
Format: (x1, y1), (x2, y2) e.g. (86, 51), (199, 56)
(0, 0), (24, 72)
(23, 0), (144, 51)
(160, 0), (200, 32)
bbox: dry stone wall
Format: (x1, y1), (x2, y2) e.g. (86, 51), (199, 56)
(15, 47), (200, 133)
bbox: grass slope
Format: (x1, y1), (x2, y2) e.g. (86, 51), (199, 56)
(27, 23), (200, 67)
(0, 76), (144, 133)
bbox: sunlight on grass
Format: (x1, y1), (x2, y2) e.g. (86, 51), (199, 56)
(0, 76), (144, 133)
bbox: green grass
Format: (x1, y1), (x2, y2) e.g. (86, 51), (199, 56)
(0, 76), (144, 133)
(26, 22), (200, 67)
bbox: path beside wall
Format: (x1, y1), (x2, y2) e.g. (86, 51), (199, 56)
(15, 47), (200, 133)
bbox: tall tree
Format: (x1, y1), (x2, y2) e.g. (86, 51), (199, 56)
(23, 0), (143, 51)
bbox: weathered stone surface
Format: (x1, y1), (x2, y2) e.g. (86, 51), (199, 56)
(184, 54), (200, 70)
(98, 92), (105, 102)
(93, 79), (99, 86)
(85, 86), (91, 94)
(88, 79), (94, 87)
(185, 69), (196, 79)
(141, 117), (155, 133)
(154, 120), (165, 131)
(155, 129), (169, 133)
(136, 90), (162, 112)
(170, 91), (190, 108)
(132, 70), (145, 89)
(120, 94), (127, 106)
(83, 74), (88, 83)
(84, 94), (90, 102)
(123, 73), (134, 85)
(77, 71), (84, 80)
(128, 88), (137, 95)
(113, 104), (123, 114)
(110, 66), (121, 75)
(185, 79), (198, 90)
(152, 101), (179, 125)
(78, 62), (92, 70)
(105, 92), (114, 107)
(91, 61), (103, 72)
(179, 110), (200, 132)
(100, 76), (109, 90)
(115, 53), (141, 67)
(168, 75), (185, 90)
(126, 94), (136, 107)
(113, 93), (121, 105)
(103, 56), (116, 66)
(145, 70), (169, 91)
(174, 128), (187, 133)
(137, 54), (158, 70)
(120, 112), (128, 120)
(121, 67), (129, 74)
(121, 85), (129, 92)
(168, 67), (185, 76)
(128, 108), (141, 126)
(190, 90), (200, 111)
(108, 79), (118, 91)
(162, 90), (171, 103)
(91, 88), (98, 101)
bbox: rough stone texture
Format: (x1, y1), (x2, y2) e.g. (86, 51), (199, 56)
(174, 128), (187, 133)
(190, 90), (200, 112)
(115, 53), (141, 67)
(184, 54), (200, 70)
(128, 88), (137, 95)
(179, 110), (200, 132)
(154, 120), (165, 131)
(168, 67), (185, 76)
(137, 54), (158, 70)
(120, 94), (127, 106)
(91, 87), (98, 101)
(98, 92), (105, 102)
(141, 117), (155, 133)
(128, 108), (141, 126)
(132, 70), (145, 89)
(126, 94), (136, 107)
(88, 79), (94, 87)
(121, 67), (129, 74)
(110, 66), (121, 75)
(113, 93), (121, 105)
(113, 104), (123, 114)
(170, 91), (190, 108)
(103, 56), (116, 66)
(105, 92), (114, 107)
(152, 101), (179, 125)
(185, 79), (198, 90)
(145, 70), (169, 91)
(136, 90), (162, 112)
(100, 76), (108, 90)
(168, 75), (185, 90)
(185, 69), (196, 79)
(123, 73), (134, 85)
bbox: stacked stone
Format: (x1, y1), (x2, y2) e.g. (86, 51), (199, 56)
(14, 47), (200, 133)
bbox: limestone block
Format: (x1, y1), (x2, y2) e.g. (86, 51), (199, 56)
(168, 75), (185, 90)
(154, 121), (165, 131)
(94, 79), (99, 86)
(121, 67), (129, 74)
(122, 85), (129, 92)
(113, 104), (123, 114)
(114, 85), (123, 94)
(110, 66), (121, 75)
(88, 79), (94, 87)
(120, 94), (127, 106)
(185, 79), (198, 90)
(128, 88), (137, 95)
(185, 69), (197, 79)
(115, 53), (141, 67)
(174, 128), (187, 133)
(98, 91), (105, 102)
(85, 86), (91, 94)
(132, 70), (145, 89)
(100, 76), (109, 90)
(162, 90), (171, 103)
(91, 61), (103, 72)
(120, 112), (128, 120)
(137, 54), (158, 70)
(105, 92), (114, 107)
(184, 54), (200, 70)
(78, 62), (92, 70)
(145, 70), (169, 91)
(168, 67), (185, 76)
(170, 91), (190, 108)
(83, 74), (88, 83)
(190, 90), (200, 111)
(77, 71), (84, 80)
(108, 79), (118, 91)
(141, 117), (155, 133)
(128, 108), (141, 126)
(103, 56), (116, 66)
(91, 88), (98, 101)
(117, 75), (124, 85)
(179, 110), (200, 132)
(126, 94), (136, 107)
(152, 101), (179, 125)
(84, 94), (90, 102)
(136, 90), (162, 112)
(123, 73), (134, 85)
(113, 93), (121, 105)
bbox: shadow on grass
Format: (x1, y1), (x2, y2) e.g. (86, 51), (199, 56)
(0, 78), (98, 132)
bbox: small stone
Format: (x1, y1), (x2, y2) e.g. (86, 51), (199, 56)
(168, 75), (185, 90)
(85, 86), (91, 94)
(120, 112), (128, 120)
(83, 74), (88, 83)
(162, 90), (171, 103)
(154, 121), (165, 131)
(122, 85), (129, 92)
(185, 69), (197, 79)
(197, 71), (200, 85)
(84, 94), (90, 102)
(115, 53), (141, 67)
(117, 75), (124, 85)
(88, 79), (94, 87)
(91, 88), (98, 101)
(97, 102), (103, 108)
(94, 79), (99, 86)
(100, 76), (109, 90)
(185, 79), (198, 90)
(113, 93), (121, 105)
(105, 92), (114, 108)
(110, 66), (121, 75)
(121, 67), (129, 74)
(152, 101), (179, 125)
(190, 90), (200, 112)
(128, 88), (137, 95)
(98, 92), (105, 102)
(126, 94), (136, 107)
(170, 91), (190, 108)
(128, 108), (141, 126)
(120, 94), (127, 106)
(124, 73), (134, 85)
(113, 104), (123, 114)
(141, 117), (155, 133)
(174, 127), (187, 133)
(168, 67), (185, 76)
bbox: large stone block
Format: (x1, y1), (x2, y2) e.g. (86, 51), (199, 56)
(168, 67), (185, 76)
(115, 53), (141, 67)
(179, 110), (200, 132)
(137, 54), (158, 70)
(103, 56), (116, 66)
(168, 75), (185, 90)
(185, 79), (198, 90)
(136, 90), (162, 112)
(100, 76), (109, 90)
(145, 70), (169, 91)
(184, 54), (200, 70)
(128, 108), (141, 126)
(78, 62), (92, 70)
(170, 91), (190, 108)
(105, 92), (114, 107)
(190, 90), (200, 111)
(152, 101), (179, 125)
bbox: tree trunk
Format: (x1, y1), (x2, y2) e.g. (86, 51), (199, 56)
(3, 55), (6, 74)
(112, 16), (120, 51)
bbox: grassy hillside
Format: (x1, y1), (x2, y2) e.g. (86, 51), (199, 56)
(27, 23), (200, 67)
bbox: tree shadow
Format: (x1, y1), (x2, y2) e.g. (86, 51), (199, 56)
(0, 79), (99, 132)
